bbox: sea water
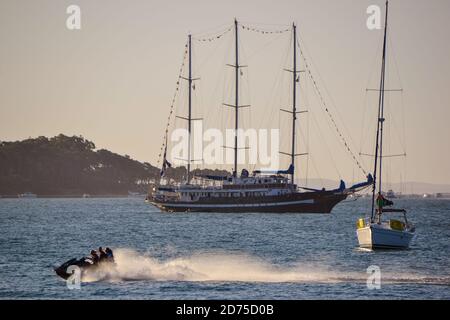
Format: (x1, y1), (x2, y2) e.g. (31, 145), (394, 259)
(0, 197), (449, 299)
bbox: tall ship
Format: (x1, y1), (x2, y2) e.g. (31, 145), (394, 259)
(149, 19), (372, 213)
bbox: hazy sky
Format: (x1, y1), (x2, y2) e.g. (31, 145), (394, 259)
(1, 0), (449, 185)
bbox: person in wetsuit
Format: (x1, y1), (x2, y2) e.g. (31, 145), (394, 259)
(98, 247), (107, 262)
(105, 247), (114, 263)
(90, 250), (100, 264)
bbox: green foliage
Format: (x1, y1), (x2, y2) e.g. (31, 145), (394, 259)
(0, 135), (159, 195)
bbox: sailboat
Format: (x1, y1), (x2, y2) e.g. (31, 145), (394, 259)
(149, 19), (372, 213)
(356, 1), (415, 249)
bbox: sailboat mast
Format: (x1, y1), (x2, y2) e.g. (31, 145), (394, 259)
(291, 23), (297, 184)
(371, 0), (389, 220)
(187, 34), (193, 184)
(233, 18), (239, 178)
(378, 1), (389, 195)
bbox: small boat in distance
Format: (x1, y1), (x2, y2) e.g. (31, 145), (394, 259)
(385, 189), (396, 198)
(356, 1), (415, 250)
(18, 192), (37, 198)
(128, 191), (145, 198)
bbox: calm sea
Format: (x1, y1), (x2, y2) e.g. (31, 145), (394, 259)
(0, 197), (449, 299)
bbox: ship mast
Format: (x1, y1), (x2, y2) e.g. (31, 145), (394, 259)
(281, 23), (303, 184)
(179, 34), (200, 184)
(224, 19), (249, 178)
(371, 1), (389, 221)
(187, 34), (193, 183)
(234, 18), (239, 178)
(291, 23), (297, 185)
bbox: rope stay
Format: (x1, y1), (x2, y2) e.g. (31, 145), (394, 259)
(296, 37), (368, 176)
(156, 41), (189, 167)
(193, 26), (233, 42)
(241, 24), (291, 34)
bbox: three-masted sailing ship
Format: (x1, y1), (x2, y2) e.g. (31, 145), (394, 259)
(356, 1), (415, 248)
(149, 19), (372, 213)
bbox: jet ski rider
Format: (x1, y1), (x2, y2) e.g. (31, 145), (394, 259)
(98, 247), (108, 262)
(90, 250), (100, 264)
(105, 247), (114, 262)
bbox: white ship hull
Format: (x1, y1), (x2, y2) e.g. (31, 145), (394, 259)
(357, 224), (414, 249)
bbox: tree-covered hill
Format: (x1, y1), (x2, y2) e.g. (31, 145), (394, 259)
(0, 135), (160, 195)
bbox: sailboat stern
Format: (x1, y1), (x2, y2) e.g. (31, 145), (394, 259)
(356, 221), (414, 250)
(356, 225), (373, 249)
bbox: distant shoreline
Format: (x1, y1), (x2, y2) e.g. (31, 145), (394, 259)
(0, 194), (146, 199)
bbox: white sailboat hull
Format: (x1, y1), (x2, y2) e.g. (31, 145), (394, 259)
(357, 224), (414, 249)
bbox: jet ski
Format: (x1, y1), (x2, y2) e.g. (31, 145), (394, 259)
(54, 250), (115, 280)
(54, 257), (102, 280)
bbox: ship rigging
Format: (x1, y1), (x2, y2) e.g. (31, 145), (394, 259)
(149, 19), (372, 213)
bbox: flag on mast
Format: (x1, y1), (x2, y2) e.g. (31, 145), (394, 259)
(160, 135), (172, 177)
